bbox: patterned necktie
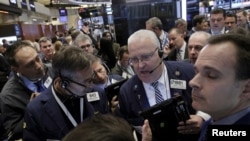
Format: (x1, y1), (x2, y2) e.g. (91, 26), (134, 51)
(151, 81), (164, 104)
(176, 49), (182, 61)
(34, 80), (44, 92)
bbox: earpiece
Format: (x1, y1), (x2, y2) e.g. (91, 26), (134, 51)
(60, 79), (69, 89)
(102, 61), (111, 74)
(158, 49), (164, 58)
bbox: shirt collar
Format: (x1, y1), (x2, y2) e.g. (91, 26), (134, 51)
(17, 73), (42, 92)
(212, 107), (250, 125)
(211, 27), (225, 35)
(179, 41), (186, 52)
(159, 30), (165, 40)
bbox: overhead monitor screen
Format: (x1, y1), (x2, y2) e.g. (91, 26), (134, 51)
(231, 0), (250, 8)
(216, 0), (231, 9)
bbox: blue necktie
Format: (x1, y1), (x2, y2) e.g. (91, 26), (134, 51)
(34, 81), (44, 92)
(151, 81), (164, 104)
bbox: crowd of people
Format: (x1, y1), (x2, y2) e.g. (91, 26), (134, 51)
(0, 7), (249, 141)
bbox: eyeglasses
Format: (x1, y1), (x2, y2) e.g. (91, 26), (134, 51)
(64, 72), (96, 89)
(129, 48), (158, 65)
(80, 44), (93, 49)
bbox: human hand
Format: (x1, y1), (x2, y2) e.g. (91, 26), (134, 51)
(142, 119), (152, 141)
(110, 95), (119, 113)
(177, 114), (203, 134)
(30, 92), (40, 101)
(82, 26), (90, 34)
(163, 43), (173, 58)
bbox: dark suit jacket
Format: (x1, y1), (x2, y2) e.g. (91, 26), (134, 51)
(0, 65), (53, 140)
(117, 61), (197, 140)
(0, 54), (10, 74)
(166, 43), (188, 61)
(23, 86), (109, 141)
(207, 27), (229, 35)
(198, 112), (250, 141)
(0, 54), (10, 92)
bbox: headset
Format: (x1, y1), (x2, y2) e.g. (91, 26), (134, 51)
(147, 33), (164, 74)
(102, 61), (111, 74)
(59, 76), (89, 98)
(60, 78), (70, 89)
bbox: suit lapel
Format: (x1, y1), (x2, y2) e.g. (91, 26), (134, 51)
(134, 77), (150, 110)
(165, 62), (183, 97)
(42, 89), (72, 135)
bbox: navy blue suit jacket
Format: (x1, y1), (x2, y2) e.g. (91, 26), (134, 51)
(118, 61), (195, 126)
(117, 61), (196, 140)
(23, 86), (109, 141)
(198, 112), (250, 141)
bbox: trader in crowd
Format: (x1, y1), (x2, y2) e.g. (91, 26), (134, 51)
(0, 41), (54, 140)
(116, 29), (208, 141)
(142, 33), (250, 141)
(23, 46), (109, 140)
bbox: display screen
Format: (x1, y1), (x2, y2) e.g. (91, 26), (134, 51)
(187, 0), (199, 12)
(59, 16), (68, 23)
(0, 36), (17, 45)
(9, 0), (18, 7)
(59, 9), (67, 16)
(216, 0), (231, 9)
(21, 0), (28, 9)
(231, 0), (250, 8)
(29, 0), (36, 12)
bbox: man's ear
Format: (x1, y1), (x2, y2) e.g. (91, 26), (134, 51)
(242, 79), (250, 99)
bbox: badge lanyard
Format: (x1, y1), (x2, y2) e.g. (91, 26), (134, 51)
(52, 86), (84, 127)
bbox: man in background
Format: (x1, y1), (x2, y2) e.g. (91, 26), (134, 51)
(186, 15), (206, 40)
(39, 37), (54, 64)
(166, 28), (188, 61)
(0, 41), (53, 140)
(209, 8), (227, 35)
(146, 17), (168, 49)
(80, 21), (98, 48)
(236, 9), (250, 31)
(225, 12), (237, 31)
(111, 45), (135, 79)
(175, 18), (188, 41)
(74, 33), (98, 55)
(185, 31), (211, 64)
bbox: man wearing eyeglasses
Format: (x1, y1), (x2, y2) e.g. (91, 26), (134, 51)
(116, 30), (206, 141)
(74, 33), (99, 55)
(23, 47), (109, 141)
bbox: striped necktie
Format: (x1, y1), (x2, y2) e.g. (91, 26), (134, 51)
(176, 49), (182, 61)
(151, 81), (164, 104)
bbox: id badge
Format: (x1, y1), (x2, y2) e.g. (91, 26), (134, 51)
(86, 92), (100, 102)
(170, 79), (186, 90)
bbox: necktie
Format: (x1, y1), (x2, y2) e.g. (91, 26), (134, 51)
(176, 49), (182, 61)
(151, 81), (164, 104)
(34, 80), (44, 92)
